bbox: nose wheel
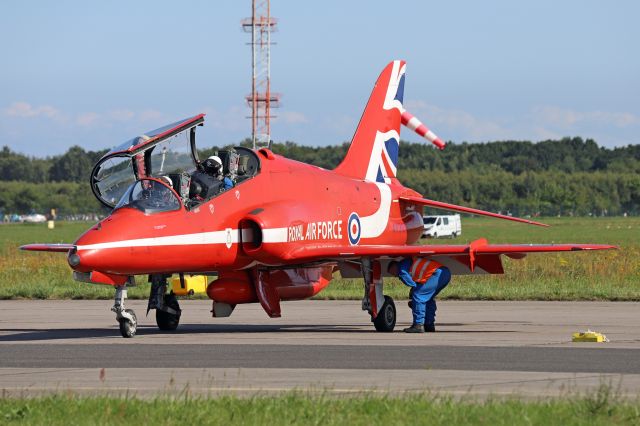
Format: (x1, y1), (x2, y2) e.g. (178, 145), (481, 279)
(118, 309), (137, 338)
(112, 285), (137, 338)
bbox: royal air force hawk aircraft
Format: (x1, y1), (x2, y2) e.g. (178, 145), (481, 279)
(22, 61), (615, 337)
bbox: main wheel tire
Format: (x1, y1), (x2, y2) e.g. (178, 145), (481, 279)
(156, 293), (181, 331)
(373, 295), (396, 332)
(118, 309), (137, 338)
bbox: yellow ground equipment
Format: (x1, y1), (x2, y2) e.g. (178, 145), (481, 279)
(572, 330), (608, 343)
(170, 274), (208, 296)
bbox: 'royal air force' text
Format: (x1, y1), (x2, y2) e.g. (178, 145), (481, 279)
(288, 220), (343, 242)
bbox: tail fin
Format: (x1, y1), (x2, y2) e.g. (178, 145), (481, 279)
(334, 60), (405, 183)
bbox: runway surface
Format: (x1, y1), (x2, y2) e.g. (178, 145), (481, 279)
(1, 300), (639, 397)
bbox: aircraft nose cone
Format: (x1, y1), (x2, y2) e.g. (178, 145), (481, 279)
(71, 230), (104, 273)
(68, 251), (81, 268)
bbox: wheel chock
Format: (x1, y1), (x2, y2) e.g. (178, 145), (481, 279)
(572, 330), (608, 343)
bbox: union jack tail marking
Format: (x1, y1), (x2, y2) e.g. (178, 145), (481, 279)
(335, 60), (405, 183)
(334, 60), (446, 183)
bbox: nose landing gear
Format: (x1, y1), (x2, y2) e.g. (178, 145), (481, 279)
(112, 285), (137, 338)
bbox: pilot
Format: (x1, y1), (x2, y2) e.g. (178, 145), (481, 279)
(203, 156), (233, 191)
(189, 156), (232, 202)
(387, 258), (451, 333)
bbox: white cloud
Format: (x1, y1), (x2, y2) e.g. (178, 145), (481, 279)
(3, 101), (65, 122)
(404, 100), (512, 140)
(277, 110), (309, 124)
(532, 106), (640, 129)
(322, 114), (356, 137)
(401, 100), (640, 147)
(2, 102), (174, 132)
(202, 105), (248, 132)
(76, 112), (100, 127)
(107, 109), (136, 122)
(137, 109), (164, 122)
(76, 109), (165, 128)
(530, 126), (562, 141)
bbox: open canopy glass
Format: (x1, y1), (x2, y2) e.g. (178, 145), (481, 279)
(90, 114), (204, 208)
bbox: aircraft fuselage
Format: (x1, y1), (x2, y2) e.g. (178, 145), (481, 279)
(71, 149), (423, 276)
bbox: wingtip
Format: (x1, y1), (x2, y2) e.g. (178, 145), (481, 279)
(516, 217), (549, 227)
(601, 245), (619, 250)
(575, 244), (618, 251)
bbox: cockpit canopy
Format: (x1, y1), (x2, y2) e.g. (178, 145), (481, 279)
(90, 114), (261, 210)
(115, 179), (181, 214)
(91, 114), (204, 208)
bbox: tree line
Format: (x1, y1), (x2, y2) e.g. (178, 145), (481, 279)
(1, 137), (638, 216)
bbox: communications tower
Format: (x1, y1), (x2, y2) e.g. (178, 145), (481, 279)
(242, 0), (280, 149)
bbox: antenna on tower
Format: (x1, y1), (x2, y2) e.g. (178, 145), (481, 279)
(242, 0), (280, 150)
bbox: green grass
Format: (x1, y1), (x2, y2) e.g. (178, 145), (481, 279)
(1, 217), (638, 300)
(1, 388), (639, 425)
(0, 222), (148, 300)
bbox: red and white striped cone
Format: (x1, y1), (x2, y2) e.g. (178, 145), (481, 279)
(401, 110), (445, 150)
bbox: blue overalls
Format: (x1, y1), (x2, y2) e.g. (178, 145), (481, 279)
(397, 258), (451, 326)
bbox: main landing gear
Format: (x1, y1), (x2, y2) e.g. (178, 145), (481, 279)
(361, 258), (396, 332)
(373, 295), (396, 332)
(148, 274), (182, 331)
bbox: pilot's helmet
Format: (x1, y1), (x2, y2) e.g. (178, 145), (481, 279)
(203, 155), (223, 174)
(160, 176), (173, 188)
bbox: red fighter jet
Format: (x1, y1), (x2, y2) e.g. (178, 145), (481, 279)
(22, 60), (615, 338)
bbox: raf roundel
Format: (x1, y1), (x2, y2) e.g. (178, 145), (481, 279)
(347, 212), (361, 245)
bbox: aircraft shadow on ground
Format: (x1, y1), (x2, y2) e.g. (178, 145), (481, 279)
(0, 323), (517, 342)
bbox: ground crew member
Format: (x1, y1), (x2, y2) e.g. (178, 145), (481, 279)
(388, 258), (451, 333)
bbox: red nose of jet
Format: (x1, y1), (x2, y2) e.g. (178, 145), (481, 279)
(68, 221), (107, 273)
(67, 207), (197, 276)
(68, 212), (140, 274)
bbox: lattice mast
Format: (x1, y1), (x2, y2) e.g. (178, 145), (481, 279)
(242, 0), (280, 149)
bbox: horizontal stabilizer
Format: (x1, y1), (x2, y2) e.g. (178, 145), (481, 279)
(20, 243), (75, 253)
(400, 195), (548, 227)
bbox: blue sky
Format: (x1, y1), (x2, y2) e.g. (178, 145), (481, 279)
(1, 1), (638, 156)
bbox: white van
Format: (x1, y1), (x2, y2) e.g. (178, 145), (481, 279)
(422, 214), (462, 238)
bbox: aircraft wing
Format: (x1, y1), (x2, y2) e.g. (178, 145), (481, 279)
(282, 239), (617, 275)
(400, 195), (548, 227)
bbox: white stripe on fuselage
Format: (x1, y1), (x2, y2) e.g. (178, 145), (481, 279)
(76, 227), (289, 251)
